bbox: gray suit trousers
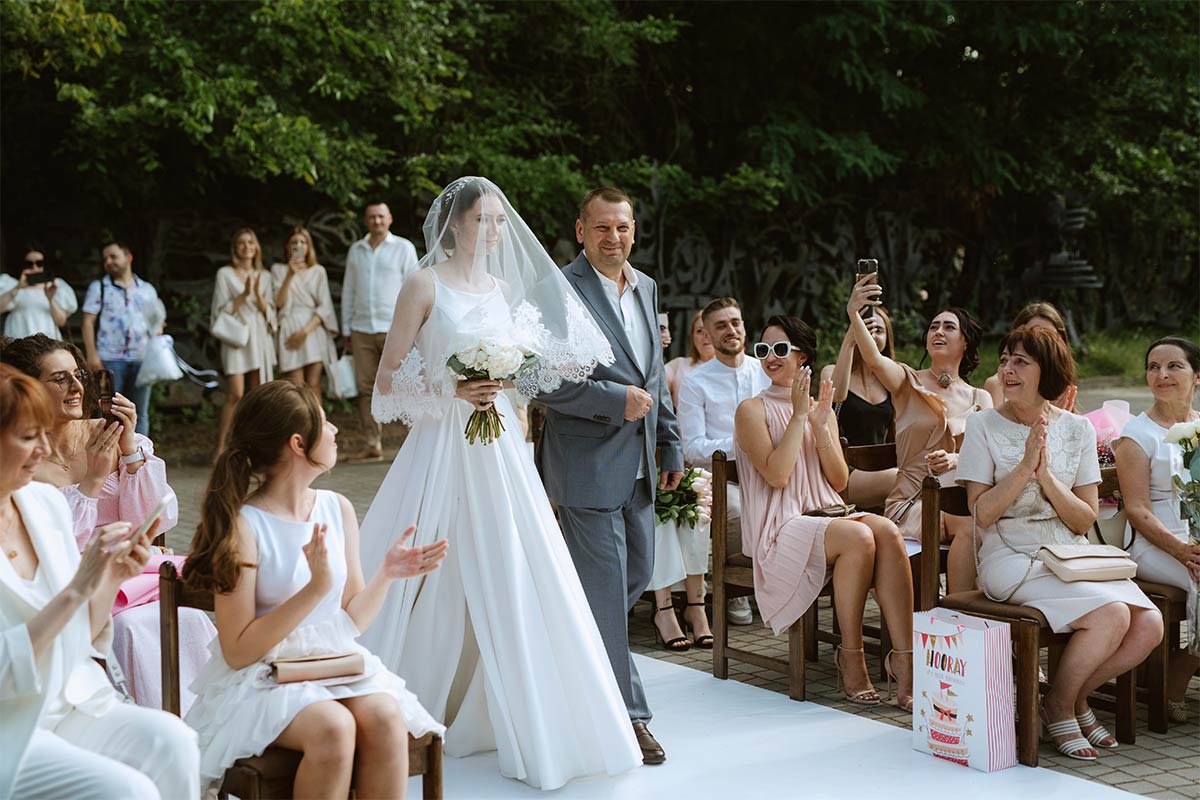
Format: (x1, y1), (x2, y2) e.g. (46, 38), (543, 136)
(556, 480), (654, 723)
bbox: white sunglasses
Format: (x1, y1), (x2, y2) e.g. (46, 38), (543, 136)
(752, 341), (802, 360)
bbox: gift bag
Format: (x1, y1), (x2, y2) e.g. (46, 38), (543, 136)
(326, 353), (358, 399)
(912, 610), (1017, 772)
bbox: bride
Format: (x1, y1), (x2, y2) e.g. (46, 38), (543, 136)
(357, 177), (642, 790)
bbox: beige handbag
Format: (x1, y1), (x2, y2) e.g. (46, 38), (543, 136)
(1036, 544), (1138, 583)
(804, 503), (857, 518)
(271, 652), (364, 684)
(211, 312), (250, 348)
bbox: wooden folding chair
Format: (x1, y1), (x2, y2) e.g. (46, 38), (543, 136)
(159, 562), (443, 800)
(935, 483), (1138, 767)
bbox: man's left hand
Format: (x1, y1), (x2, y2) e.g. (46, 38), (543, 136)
(659, 470), (684, 491)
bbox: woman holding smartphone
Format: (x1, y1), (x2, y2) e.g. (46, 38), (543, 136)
(0, 246), (78, 339)
(271, 227), (338, 395)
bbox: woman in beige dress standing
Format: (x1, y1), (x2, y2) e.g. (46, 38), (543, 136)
(213, 227), (275, 456)
(270, 227), (338, 394)
(845, 273), (991, 593)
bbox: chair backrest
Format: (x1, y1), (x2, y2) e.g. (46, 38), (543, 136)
(711, 450), (739, 565)
(159, 561), (214, 716)
(528, 403), (546, 448)
(841, 439), (898, 472)
(1096, 466), (1120, 501)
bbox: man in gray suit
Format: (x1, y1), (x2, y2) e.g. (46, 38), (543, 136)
(537, 187), (683, 765)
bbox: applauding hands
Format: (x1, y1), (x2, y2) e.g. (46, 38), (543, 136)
(382, 526), (448, 580)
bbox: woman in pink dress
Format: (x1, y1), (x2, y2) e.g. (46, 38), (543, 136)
(0, 333), (214, 712)
(664, 310), (714, 408)
(734, 315), (914, 709)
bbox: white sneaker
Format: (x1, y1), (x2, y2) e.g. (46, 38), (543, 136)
(727, 596), (753, 625)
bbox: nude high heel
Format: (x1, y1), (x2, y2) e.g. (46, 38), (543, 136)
(835, 646), (881, 705)
(884, 649), (914, 712)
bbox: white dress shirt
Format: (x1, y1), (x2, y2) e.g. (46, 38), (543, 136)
(591, 261), (654, 477)
(678, 355), (772, 466)
(341, 232), (419, 336)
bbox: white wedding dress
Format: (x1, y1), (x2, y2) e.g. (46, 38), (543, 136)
(358, 270), (641, 790)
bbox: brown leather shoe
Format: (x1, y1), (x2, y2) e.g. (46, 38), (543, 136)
(632, 722), (665, 765)
(343, 446), (383, 464)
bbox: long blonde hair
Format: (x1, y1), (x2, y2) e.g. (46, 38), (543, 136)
(229, 227), (264, 271)
(186, 381), (324, 594)
(286, 226), (318, 268)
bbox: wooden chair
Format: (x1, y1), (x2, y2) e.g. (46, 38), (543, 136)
(711, 450), (806, 699)
(1092, 466), (1182, 734)
(159, 562), (444, 800)
(934, 483), (1137, 767)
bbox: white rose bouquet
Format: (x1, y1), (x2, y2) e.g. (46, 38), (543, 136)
(1164, 418), (1200, 654)
(654, 467), (713, 527)
(447, 335), (537, 445)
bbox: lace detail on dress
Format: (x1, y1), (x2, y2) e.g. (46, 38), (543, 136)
(510, 293), (614, 397)
(371, 347), (456, 426)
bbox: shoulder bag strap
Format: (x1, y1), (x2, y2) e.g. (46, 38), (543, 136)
(972, 500), (1038, 603)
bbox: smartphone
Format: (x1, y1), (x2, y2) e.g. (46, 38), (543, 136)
(26, 270), (52, 286)
(854, 259), (881, 318)
(95, 369), (118, 425)
(134, 496), (172, 541)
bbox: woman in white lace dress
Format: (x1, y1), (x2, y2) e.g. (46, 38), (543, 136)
(957, 325), (1160, 762)
(359, 178), (642, 790)
(184, 381), (446, 798)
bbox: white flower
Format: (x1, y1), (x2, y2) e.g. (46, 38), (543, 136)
(1166, 421), (1198, 447)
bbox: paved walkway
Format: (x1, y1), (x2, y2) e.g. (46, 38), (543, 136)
(158, 380), (1197, 797)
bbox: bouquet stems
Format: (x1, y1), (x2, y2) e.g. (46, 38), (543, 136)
(465, 407), (506, 445)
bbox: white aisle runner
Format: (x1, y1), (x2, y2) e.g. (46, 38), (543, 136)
(408, 655), (1134, 799)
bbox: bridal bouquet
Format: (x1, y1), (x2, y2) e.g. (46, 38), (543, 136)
(654, 467), (713, 528)
(447, 335), (537, 445)
(1164, 419), (1200, 654)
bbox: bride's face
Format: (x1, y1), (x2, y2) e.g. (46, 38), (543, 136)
(454, 194), (506, 259)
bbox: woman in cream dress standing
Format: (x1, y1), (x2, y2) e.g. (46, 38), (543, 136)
(271, 226), (338, 395)
(213, 227), (276, 456)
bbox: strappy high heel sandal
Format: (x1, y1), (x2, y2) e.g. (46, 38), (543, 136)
(651, 605), (692, 652)
(1041, 707), (1098, 761)
(682, 602), (714, 650)
(1076, 708), (1119, 749)
(884, 649), (914, 712)
(1167, 699), (1189, 723)
(835, 646), (881, 705)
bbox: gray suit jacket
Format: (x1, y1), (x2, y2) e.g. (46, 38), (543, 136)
(536, 253), (683, 509)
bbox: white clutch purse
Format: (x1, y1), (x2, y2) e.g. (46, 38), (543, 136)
(211, 312), (250, 348)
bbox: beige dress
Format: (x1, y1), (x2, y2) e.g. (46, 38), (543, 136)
(885, 365), (985, 541)
(735, 385), (870, 634)
(957, 409), (1154, 632)
(269, 263), (338, 372)
(211, 266), (276, 379)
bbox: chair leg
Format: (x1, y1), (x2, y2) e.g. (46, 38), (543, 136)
(1115, 668), (1137, 744)
(1145, 594), (1171, 734)
(1046, 637), (1066, 684)
(424, 736), (443, 800)
(713, 581), (728, 680)
(803, 602), (819, 662)
(1015, 621), (1040, 768)
(879, 621), (892, 683)
(788, 619), (806, 701)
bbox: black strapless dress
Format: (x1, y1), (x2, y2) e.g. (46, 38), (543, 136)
(838, 390), (894, 446)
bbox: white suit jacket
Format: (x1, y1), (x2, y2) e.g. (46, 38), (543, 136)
(0, 481), (118, 798)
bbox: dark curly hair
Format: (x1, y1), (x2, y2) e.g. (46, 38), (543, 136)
(0, 333), (98, 416)
(763, 314), (817, 370)
(923, 307), (983, 379)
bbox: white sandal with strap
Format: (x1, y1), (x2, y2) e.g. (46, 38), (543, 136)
(1042, 709), (1098, 761)
(1076, 708), (1119, 749)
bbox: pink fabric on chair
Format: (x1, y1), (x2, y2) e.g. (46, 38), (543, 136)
(112, 602), (216, 715)
(735, 384), (868, 635)
(60, 433), (179, 549)
(112, 554), (187, 615)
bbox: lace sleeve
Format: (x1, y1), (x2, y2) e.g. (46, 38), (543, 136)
(510, 293), (614, 398)
(371, 347), (457, 426)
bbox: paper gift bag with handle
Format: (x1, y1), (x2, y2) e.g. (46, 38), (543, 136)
(912, 610), (1017, 772)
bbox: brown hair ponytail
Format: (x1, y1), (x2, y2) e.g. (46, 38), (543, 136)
(185, 381), (325, 594)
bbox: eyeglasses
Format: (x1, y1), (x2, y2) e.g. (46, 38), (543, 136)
(44, 369), (88, 390)
(24, 259), (44, 267)
(752, 341), (802, 360)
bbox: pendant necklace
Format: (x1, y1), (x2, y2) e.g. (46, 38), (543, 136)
(935, 371), (958, 389)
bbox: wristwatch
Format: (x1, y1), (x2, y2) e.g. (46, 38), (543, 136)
(120, 447), (146, 466)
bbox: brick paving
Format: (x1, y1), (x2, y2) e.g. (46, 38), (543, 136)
(163, 443), (1198, 798)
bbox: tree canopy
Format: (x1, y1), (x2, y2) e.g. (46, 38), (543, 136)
(2, 0), (1195, 338)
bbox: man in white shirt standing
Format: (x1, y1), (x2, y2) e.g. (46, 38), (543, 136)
(677, 297), (771, 625)
(341, 201), (419, 462)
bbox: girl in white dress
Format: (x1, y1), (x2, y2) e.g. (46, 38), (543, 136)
(360, 177), (642, 790)
(0, 248), (77, 339)
(213, 228), (276, 457)
(184, 380), (446, 798)
(1114, 336), (1200, 720)
(958, 325), (1160, 761)
(271, 226), (338, 393)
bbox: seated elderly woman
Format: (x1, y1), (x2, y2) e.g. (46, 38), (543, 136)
(958, 325), (1162, 761)
(0, 364), (199, 800)
(734, 315), (914, 709)
(1114, 336), (1200, 722)
(0, 334), (213, 713)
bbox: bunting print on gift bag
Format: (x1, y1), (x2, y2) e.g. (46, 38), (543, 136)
(912, 610), (1018, 772)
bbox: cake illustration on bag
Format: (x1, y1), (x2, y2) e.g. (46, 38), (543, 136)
(927, 684), (969, 765)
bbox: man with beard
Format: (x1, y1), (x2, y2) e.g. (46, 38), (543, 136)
(676, 297), (771, 625)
